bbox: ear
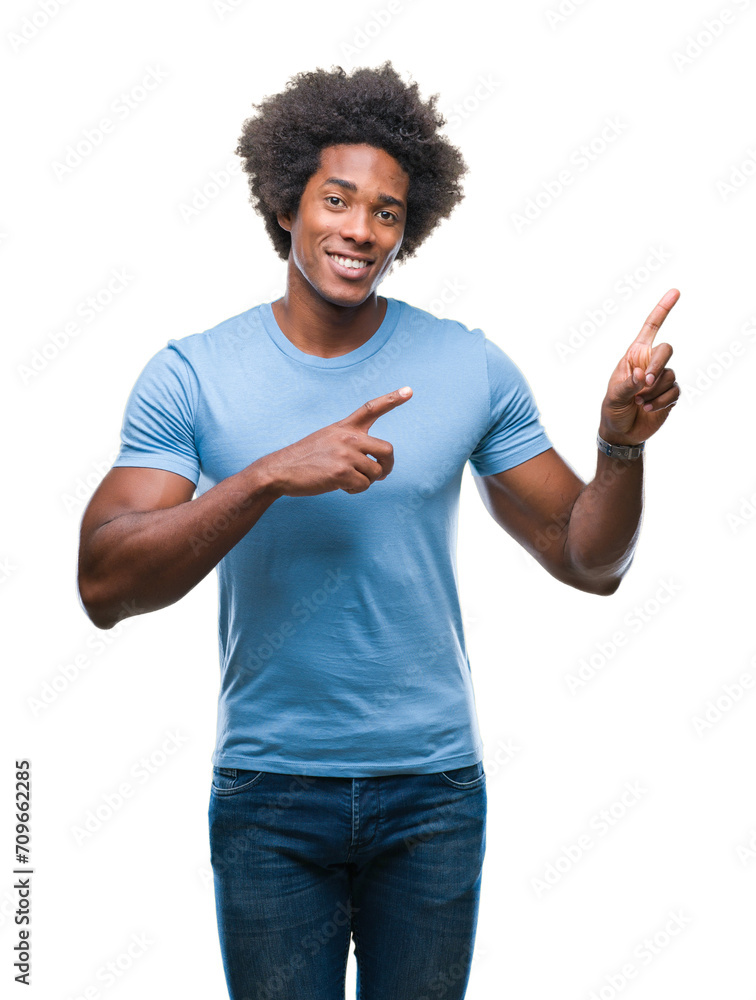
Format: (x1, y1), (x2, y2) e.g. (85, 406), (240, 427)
(277, 211), (293, 232)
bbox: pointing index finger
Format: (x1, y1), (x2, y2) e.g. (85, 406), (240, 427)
(635, 288), (680, 347)
(341, 386), (413, 432)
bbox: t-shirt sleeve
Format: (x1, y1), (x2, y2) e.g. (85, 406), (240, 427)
(468, 337), (553, 477)
(111, 343), (200, 486)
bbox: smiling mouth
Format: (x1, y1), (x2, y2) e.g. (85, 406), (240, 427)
(326, 252), (374, 271)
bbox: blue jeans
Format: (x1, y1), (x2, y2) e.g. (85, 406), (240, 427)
(208, 761), (487, 1000)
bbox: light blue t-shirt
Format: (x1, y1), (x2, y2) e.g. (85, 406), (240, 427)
(112, 297), (552, 776)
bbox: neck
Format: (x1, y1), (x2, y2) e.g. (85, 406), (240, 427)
(271, 261), (386, 359)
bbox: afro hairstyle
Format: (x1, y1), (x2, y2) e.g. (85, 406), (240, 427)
(235, 61), (468, 263)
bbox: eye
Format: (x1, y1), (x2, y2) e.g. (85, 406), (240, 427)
(378, 210), (398, 221)
(326, 195), (344, 207)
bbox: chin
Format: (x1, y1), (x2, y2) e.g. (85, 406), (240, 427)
(312, 276), (375, 308)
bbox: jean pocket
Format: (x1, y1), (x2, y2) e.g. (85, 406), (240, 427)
(211, 765), (266, 795)
(437, 760), (485, 788)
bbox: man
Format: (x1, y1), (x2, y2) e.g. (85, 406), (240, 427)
(77, 63), (679, 1000)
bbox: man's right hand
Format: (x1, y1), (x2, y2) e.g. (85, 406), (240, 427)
(258, 386), (414, 497)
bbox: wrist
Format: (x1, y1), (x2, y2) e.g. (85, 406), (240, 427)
(597, 430), (645, 461)
(597, 422), (645, 448)
(245, 455), (285, 501)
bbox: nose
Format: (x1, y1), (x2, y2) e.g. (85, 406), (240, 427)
(338, 205), (375, 246)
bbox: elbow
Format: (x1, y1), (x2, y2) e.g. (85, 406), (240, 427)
(561, 550), (630, 597)
(589, 574), (623, 597)
(559, 569), (623, 597)
(78, 572), (150, 629)
(77, 574), (120, 630)
(78, 542), (115, 628)
(78, 587), (113, 630)
(87, 611), (119, 630)
(87, 608), (120, 630)
(78, 543), (143, 629)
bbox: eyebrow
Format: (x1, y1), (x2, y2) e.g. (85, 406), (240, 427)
(322, 177), (405, 211)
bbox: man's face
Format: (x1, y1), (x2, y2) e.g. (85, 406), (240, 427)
(277, 144), (409, 308)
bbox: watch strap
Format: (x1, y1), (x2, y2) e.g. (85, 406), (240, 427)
(596, 433), (645, 461)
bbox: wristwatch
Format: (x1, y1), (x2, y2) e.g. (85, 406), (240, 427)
(596, 432), (645, 461)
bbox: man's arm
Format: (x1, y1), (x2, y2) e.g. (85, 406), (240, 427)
(77, 463), (281, 630)
(473, 447), (643, 596)
(78, 387), (412, 630)
(473, 288), (680, 596)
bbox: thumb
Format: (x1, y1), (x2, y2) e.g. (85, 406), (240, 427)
(340, 386), (413, 431)
(612, 366), (647, 406)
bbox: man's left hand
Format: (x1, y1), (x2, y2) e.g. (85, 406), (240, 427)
(599, 287), (680, 446)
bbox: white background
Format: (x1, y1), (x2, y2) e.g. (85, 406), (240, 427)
(3, 0), (755, 997)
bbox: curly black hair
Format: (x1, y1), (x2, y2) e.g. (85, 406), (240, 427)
(235, 62), (467, 263)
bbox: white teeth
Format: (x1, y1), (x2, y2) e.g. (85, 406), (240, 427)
(330, 254), (369, 269)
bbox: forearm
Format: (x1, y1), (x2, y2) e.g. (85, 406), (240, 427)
(549, 288), (678, 593)
(79, 460), (280, 629)
(562, 448), (644, 594)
